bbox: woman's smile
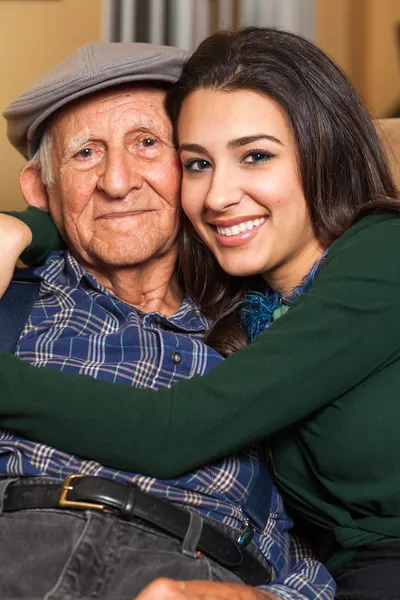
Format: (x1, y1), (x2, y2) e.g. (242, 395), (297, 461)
(211, 215), (268, 247)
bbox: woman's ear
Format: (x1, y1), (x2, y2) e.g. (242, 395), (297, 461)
(19, 164), (49, 211)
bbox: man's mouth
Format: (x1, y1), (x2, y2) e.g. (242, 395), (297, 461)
(98, 210), (150, 220)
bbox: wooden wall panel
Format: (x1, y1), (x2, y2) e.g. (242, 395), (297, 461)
(316, 0), (400, 117)
(0, 0), (101, 211)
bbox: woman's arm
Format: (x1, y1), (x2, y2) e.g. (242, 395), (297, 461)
(1, 207), (65, 266)
(1, 214), (400, 477)
(0, 213), (32, 296)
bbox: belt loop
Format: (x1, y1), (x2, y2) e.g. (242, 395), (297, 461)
(181, 510), (204, 558)
(120, 483), (137, 520)
(0, 478), (19, 516)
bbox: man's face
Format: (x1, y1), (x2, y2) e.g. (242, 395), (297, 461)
(46, 86), (181, 271)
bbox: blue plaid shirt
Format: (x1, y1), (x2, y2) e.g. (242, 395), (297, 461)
(0, 251), (335, 599)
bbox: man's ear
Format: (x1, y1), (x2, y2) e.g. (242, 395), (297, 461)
(19, 164), (49, 211)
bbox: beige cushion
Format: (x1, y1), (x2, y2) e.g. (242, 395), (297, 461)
(376, 119), (400, 189)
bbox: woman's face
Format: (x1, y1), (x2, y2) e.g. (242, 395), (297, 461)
(178, 88), (323, 293)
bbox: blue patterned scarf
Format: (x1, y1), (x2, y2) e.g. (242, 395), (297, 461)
(241, 251), (327, 342)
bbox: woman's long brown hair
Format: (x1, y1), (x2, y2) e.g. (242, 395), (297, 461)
(167, 27), (399, 357)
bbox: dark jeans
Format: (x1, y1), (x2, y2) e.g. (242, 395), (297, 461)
(0, 478), (243, 599)
(335, 542), (400, 600)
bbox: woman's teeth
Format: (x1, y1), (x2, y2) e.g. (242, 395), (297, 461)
(216, 217), (266, 237)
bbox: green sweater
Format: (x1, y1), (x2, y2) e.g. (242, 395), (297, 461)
(2, 209), (400, 574)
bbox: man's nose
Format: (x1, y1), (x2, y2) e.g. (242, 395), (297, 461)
(204, 169), (242, 212)
(97, 149), (144, 199)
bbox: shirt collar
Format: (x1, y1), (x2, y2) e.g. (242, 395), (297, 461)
(35, 250), (211, 333)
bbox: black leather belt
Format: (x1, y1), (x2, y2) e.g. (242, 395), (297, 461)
(3, 475), (272, 587)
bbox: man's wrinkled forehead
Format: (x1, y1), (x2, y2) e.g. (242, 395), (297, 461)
(47, 84), (173, 153)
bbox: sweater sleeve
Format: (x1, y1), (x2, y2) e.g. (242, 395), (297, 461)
(2, 207), (65, 264)
(1, 215), (400, 478)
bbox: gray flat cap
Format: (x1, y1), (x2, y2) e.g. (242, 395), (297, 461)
(3, 42), (189, 159)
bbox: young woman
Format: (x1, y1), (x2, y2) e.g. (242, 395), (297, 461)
(1, 28), (400, 597)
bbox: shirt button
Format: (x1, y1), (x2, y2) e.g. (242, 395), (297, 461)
(172, 351), (181, 365)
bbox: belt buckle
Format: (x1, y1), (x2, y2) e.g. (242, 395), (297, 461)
(59, 474), (106, 511)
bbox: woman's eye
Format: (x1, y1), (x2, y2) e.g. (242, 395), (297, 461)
(243, 151), (274, 164)
(183, 159), (212, 172)
(139, 138), (157, 148)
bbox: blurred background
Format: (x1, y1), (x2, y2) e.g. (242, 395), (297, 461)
(1, 0), (399, 210)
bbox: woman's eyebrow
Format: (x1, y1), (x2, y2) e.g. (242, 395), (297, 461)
(179, 135), (283, 155)
(228, 134), (283, 148)
(179, 143), (209, 155)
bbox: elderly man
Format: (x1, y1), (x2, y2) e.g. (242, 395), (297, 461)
(0, 43), (334, 600)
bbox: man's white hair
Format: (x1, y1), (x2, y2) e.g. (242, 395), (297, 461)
(29, 129), (55, 187)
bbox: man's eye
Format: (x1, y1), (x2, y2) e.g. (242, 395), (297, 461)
(183, 159), (212, 172)
(242, 151), (274, 164)
(75, 148), (94, 159)
(139, 138), (157, 148)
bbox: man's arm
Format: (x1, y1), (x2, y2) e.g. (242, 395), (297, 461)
(135, 579), (278, 599)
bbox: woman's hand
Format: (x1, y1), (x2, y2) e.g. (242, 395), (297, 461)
(0, 213), (32, 298)
(135, 579), (278, 600)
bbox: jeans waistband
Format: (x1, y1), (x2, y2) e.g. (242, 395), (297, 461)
(0, 475), (273, 587)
